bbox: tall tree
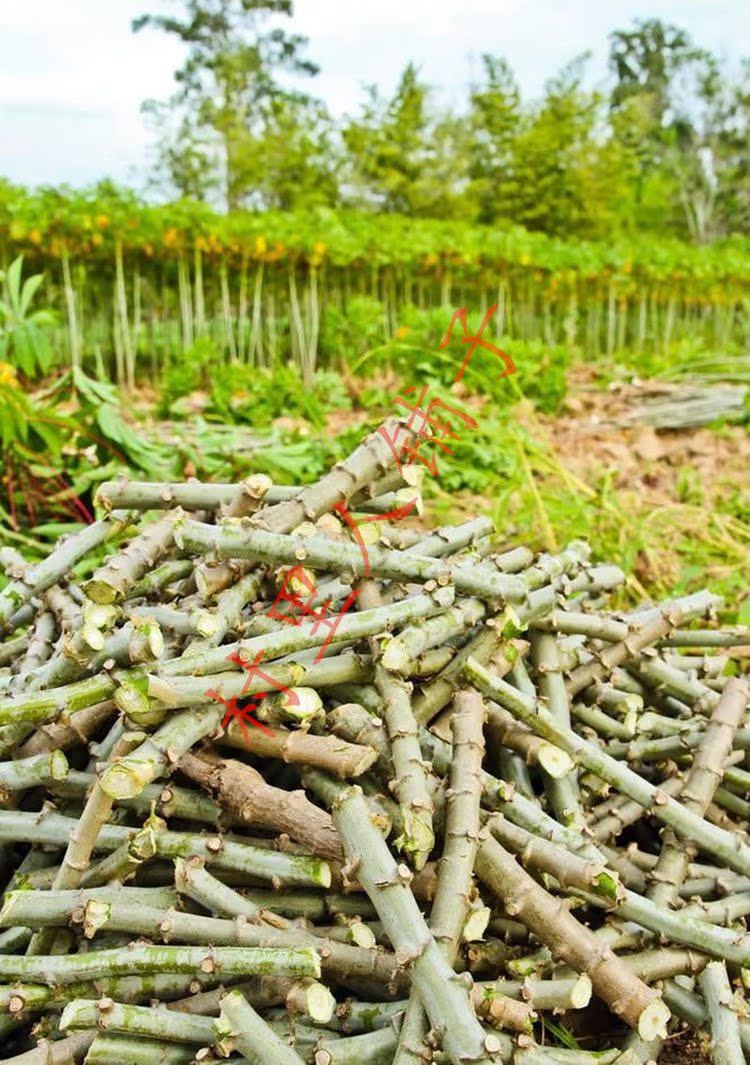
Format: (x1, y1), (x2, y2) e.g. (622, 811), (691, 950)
(607, 18), (730, 240)
(504, 55), (608, 236)
(342, 63), (429, 214)
(141, 102), (220, 202)
(715, 60), (750, 234)
(609, 18), (701, 124)
(245, 96), (340, 210)
(467, 55), (521, 224)
(133, 0), (318, 210)
(343, 64), (470, 217)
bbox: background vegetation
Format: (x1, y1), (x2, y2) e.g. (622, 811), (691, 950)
(1, 1), (749, 622)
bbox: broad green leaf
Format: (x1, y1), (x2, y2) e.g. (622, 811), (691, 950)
(20, 273), (43, 317)
(5, 256), (23, 312)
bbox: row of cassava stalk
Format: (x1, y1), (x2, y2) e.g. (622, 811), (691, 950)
(6, 193), (750, 386)
(23, 254), (750, 387)
(0, 417), (749, 1064)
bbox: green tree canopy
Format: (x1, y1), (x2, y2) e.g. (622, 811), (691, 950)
(133, 0), (319, 210)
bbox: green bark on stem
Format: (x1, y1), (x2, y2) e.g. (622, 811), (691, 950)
(0, 515), (129, 630)
(174, 519), (527, 604)
(27, 732), (144, 955)
(61, 997), (214, 1045)
(215, 988), (306, 1064)
(532, 632), (583, 828)
(395, 690), (523, 1064)
(647, 677), (748, 907)
(0, 810), (332, 887)
(382, 598), (486, 676)
(147, 650), (374, 710)
(0, 889), (399, 991)
(413, 628), (504, 727)
(248, 416), (414, 535)
(0, 749), (68, 795)
(698, 962), (745, 1065)
(0, 944), (321, 984)
(0, 674), (117, 729)
(474, 834), (669, 1039)
(85, 512), (182, 606)
(162, 587), (454, 680)
(565, 591), (721, 696)
(82, 1034), (195, 1065)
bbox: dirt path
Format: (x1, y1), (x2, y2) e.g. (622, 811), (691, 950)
(542, 368), (750, 514)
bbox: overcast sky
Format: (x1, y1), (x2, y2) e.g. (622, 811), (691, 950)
(1, 0), (747, 190)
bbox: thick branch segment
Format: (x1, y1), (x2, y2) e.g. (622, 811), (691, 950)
(227, 728), (377, 782)
(0, 944), (321, 984)
(475, 833), (669, 1039)
(178, 751), (343, 860)
(0, 810), (332, 887)
(174, 519), (527, 603)
(85, 512), (182, 605)
(61, 997), (214, 1046)
(215, 988), (307, 1063)
(1, 888), (398, 992)
(394, 690), (514, 1063)
(0, 750), (68, 796)
(413, 628), (504, 727)
(565, 591), (721, 695)
(532, 632), (582, 828)
(486, 704), (573, 779)
(430, 690), (486, 957)
(99, 704), (220, 799)
(29, 619), (165, 692)
(26, 731), (144, 955)
(484, 814), (620, 900)
(376, 667), (434, 870)
(249, 417), (413, 534)
(698, 962), (745, 1065)
(0, 516), (127, 630)
(382, 598), (486, 676)
(162, 587), (454, 680)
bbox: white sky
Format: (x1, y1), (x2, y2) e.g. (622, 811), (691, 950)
(0, 0), (747, 190)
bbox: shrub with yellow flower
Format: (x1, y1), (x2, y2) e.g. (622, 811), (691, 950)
(0, 362), (19, 387)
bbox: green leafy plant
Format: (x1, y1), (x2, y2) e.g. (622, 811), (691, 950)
(162, 361), (351, 429)
(0, 256), (56, 377)
(348, 303), (570, 415)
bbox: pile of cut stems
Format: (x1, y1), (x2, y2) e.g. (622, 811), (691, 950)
(0, 418), (749, 1065)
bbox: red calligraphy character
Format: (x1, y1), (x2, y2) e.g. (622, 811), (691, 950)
(307, 588), (361, 663)
(226, 649), (300, 709)
(268, 564), (327, 626)
(439, 305), (516, 383)
(332, 498), (418, 578)
(304, 497), (419, 663)
(377, 421), (410, 473)
(265, 570), (359, 664)
(393, 384), (478, 477)
(205, 687), (275, 748)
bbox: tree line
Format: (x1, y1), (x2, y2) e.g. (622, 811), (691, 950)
(134, 2), (750, 243)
